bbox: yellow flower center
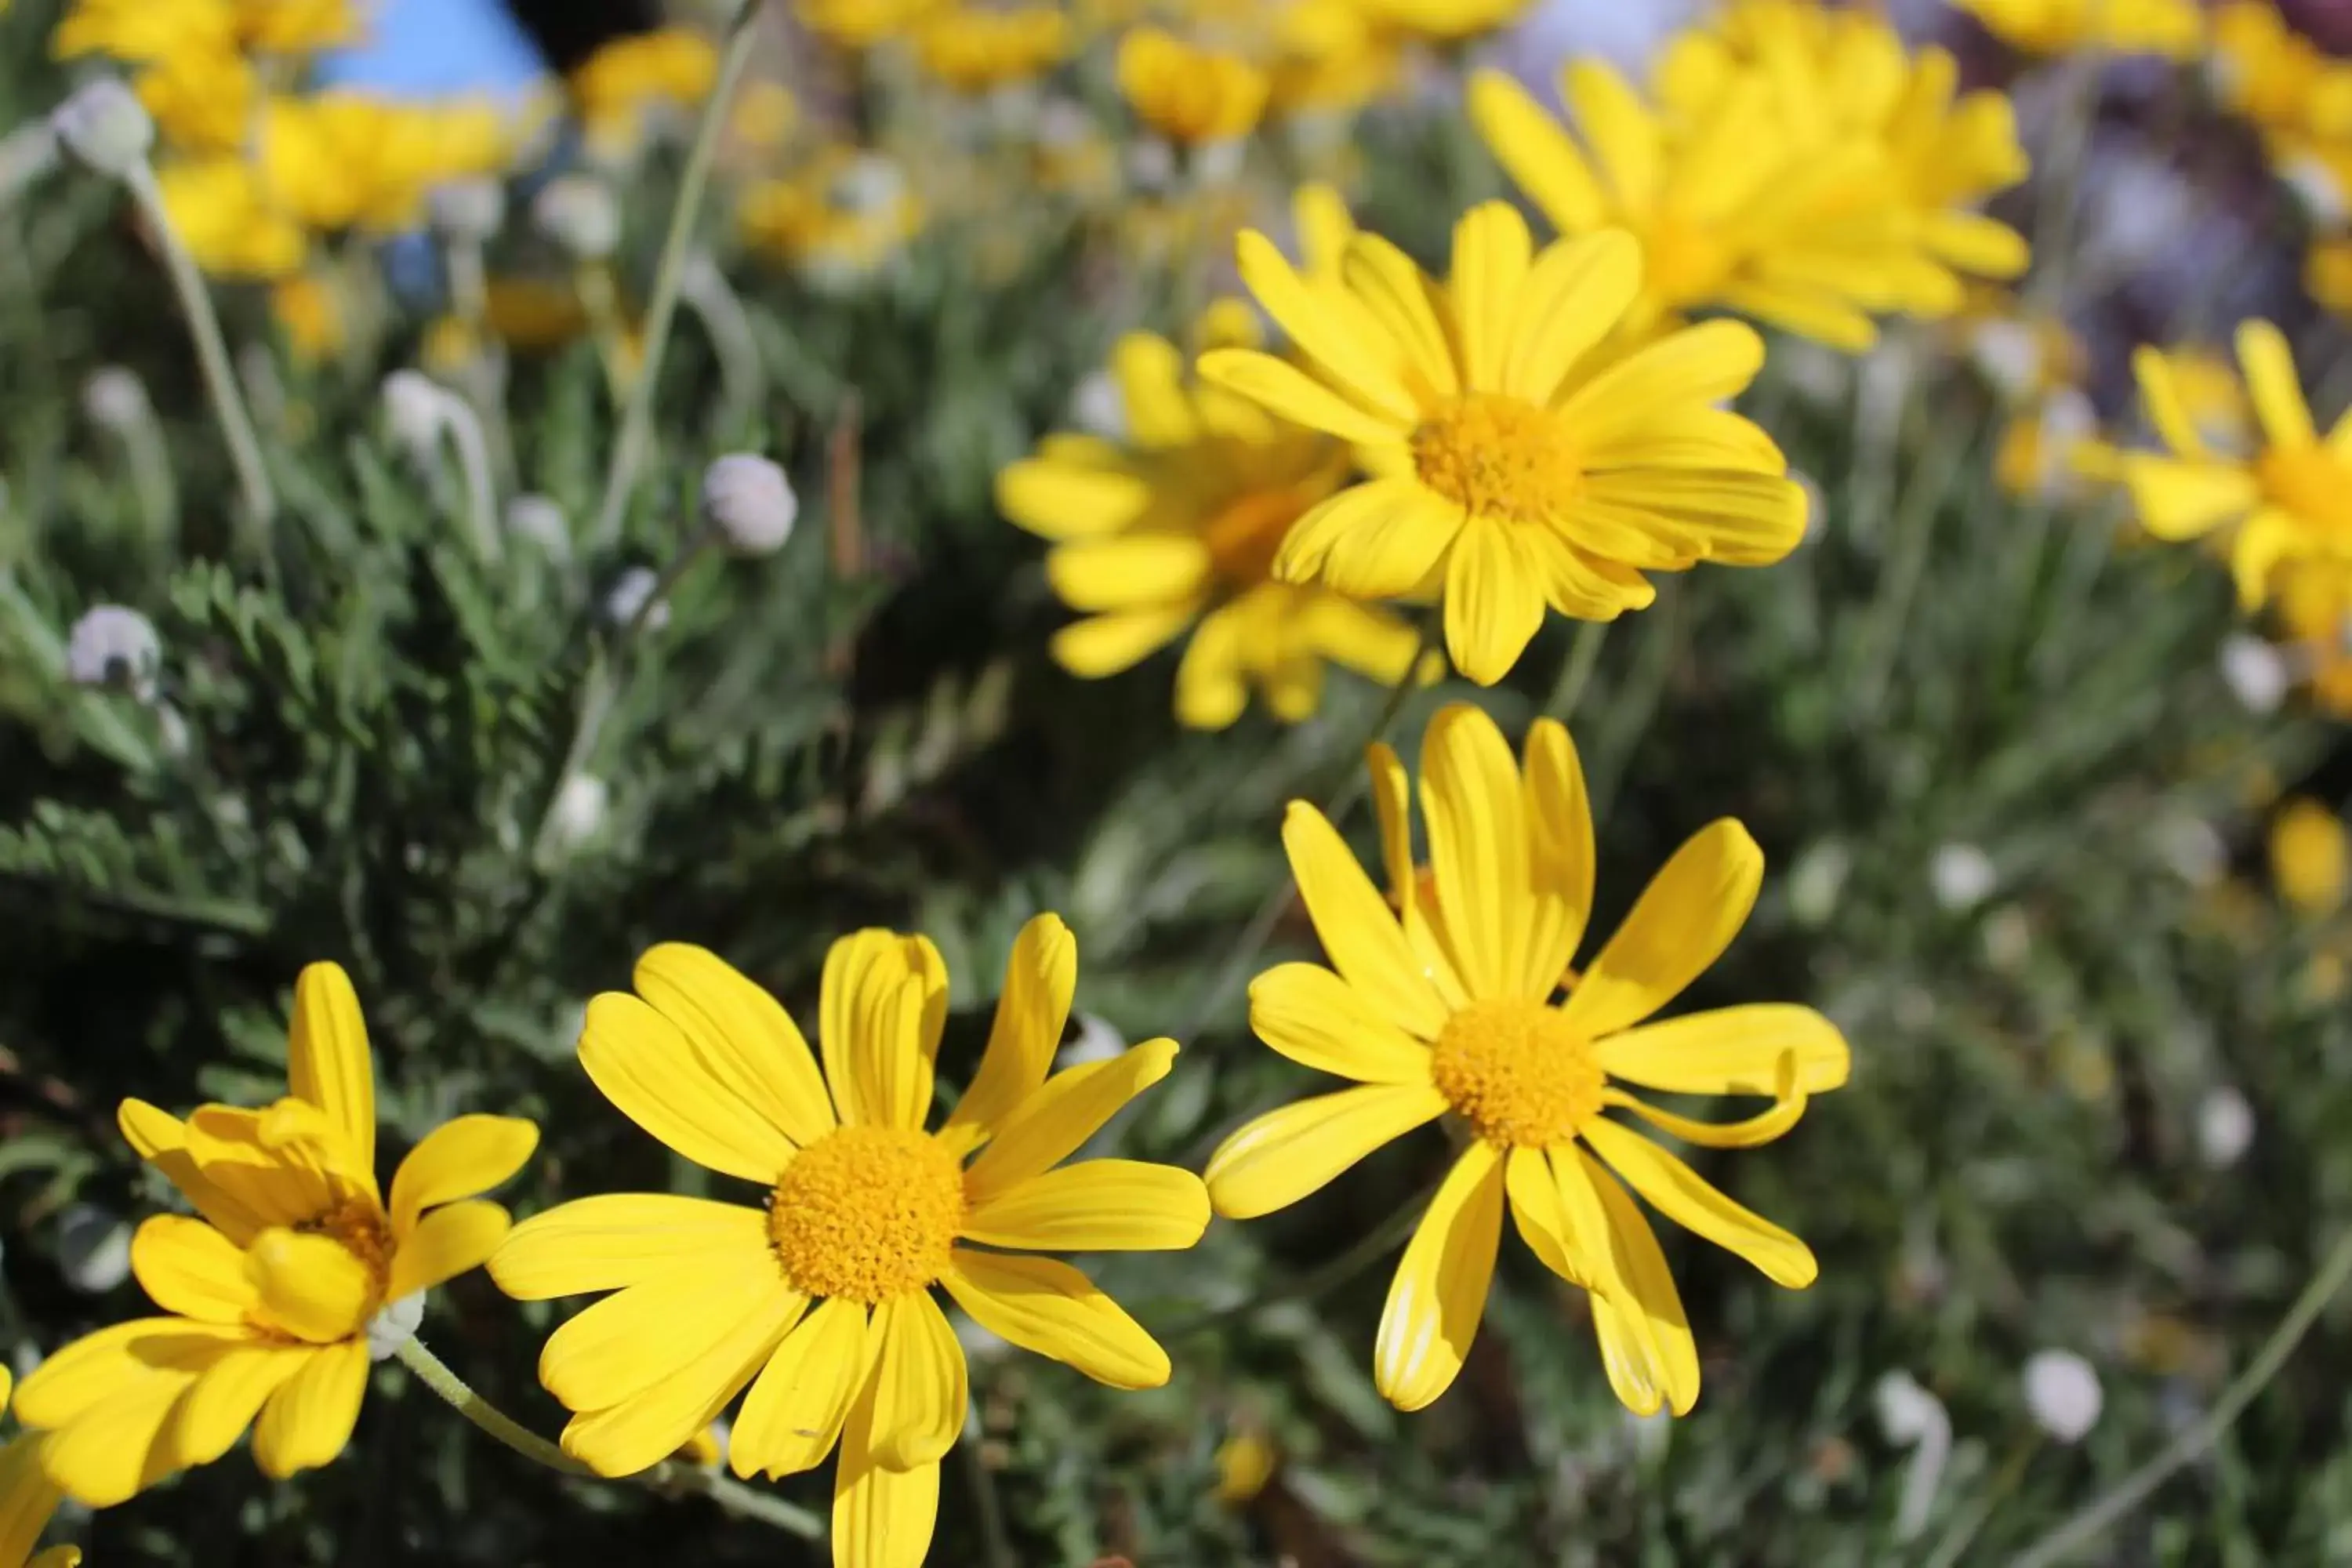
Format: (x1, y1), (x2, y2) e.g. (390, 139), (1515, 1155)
(1641, 214), (1733, 310)
(299, 1195), (394, 1293)
(767, 1125), (966, 1303)
(1203, 483), (1313, 584)
(1412, 393), (1580, 524)
(1430, 999), (1605, 1149)
(2258, 445), (2352, 540)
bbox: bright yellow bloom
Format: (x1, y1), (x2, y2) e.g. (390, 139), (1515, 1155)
(2209, 2), (2352, 147)
(999, 304), (1427, 728)
(0, 1368), (75, 1568)
(488, 918), (1208, 1568)
(1117, 28), (1270, 146)
(2282, 564), (2352, 717)
(570, 26), (718, 156)
(131, 45), (259, 152)
(1200, 201), (1802, 684)
(13, 964), (537, 1506)
(2271, 797), (2349, 915)
(739, 151), (926, 285)
(1473, 9), (2027, 350)
(1213, 1425), (1276, 1504)
(53, 0), (236, 62)
(1353, 0), (1531, 42)
(915, 5), (1072, 93)
(233, 0), (363, 53)
(1955, 0), (2203, 58)
(156, 158), (308, 279)
(800, 0), (943, 48)
(1207, 702), (1846, 1413)
(2118, 321), (2352, 608)
(271, 271), (344, 361)
(1264, 0), (1402, 117)
(259, 93), (510, 234)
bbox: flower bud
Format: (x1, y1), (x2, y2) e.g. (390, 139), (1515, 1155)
(66, 604), (161, 702)
(365, 1292), (425, 1362)
(81, 365), (150, 432)
(506, 493), (572, 561)
(2021, 1349), (2103, 1443)
(50, 78), (154, 177)
(700, 453), (797, 557)
(430, 177), (506, 241)
(547, 773), (610, 851)
(381, 369), (448, 457)
(603, 566), (670, 631)
(532, 174), (620, 260)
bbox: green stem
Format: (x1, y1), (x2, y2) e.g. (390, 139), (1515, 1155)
(590, 0), (763, 552)
(1920, 1432), (2039, 1568)
(2011, 1226), (2352, 1568)
(962, 1429), (1015, 1568)
(394, 1337), (825, 1539)
(1849, 421), (1975, 717)
(1542, 619), (1608, 725)
(123, 162), (276, 551)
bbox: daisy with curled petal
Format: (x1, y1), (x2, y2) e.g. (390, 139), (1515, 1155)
(488, 914), (1208, 1568)
(2118, 320), (2352, 610)
(1206, 702), (1849, 1414)
(13, 964), (538, 1507)
(1197, 200), (1803, 685)
(0, 1367), (77, 1568)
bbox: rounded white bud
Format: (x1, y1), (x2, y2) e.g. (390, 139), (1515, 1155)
(65, 604), (161, 702)
(50, 78), (154, 178)
(2220, 633), (2290, 714)
(56, 1203), (131, 1294)
(700, 453), (797, 557)
(365, 1292), (426, 1361)
(430, 177), (507, 241)
(1930, 844), (1997, 912)
(548, 773), (609, 850)
(2197, 1085), (2255, 1169)
(604, 566), (670, 631)
(380, 369), (448, 457)
(532, 174), (620, 260)
(2022, 1349), (2103, 1443)
(81, 365), (150, 431)
(505, 493), (572, 561)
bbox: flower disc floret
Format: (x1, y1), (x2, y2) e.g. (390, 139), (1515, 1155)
(1430, 1000), (1603, 1148)
(767, 1126), (965, 1303)
(1413, 394), (1580, 524)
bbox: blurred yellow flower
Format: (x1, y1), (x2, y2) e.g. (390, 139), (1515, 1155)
(1207, 702), (1847, 1414)
(233, 0), (362, 53)
(916, 5), (1071, 93)
(1265, 0), (1403, 118)
(740, 151), (926, 285)
(1200, 201), (1801, 684)
(156, 157), (308, 278)
(1213, 1427), (1276, 1504)
(2118, 321), (2352, 608)
(731, 81), (800, 151)
(1354, 0), (1531, 43)
(570, 25), (717, 157)
(13, 964), (537, 1507)
(0, 1367), (76, 1568)
(488, 917), (1208, 1568)
(2278, 560), (2352, 717)
(999, 310), (1428, 728)
(800, 0), (943, 48)
(53, 0), (236, 63)
(258, 93), (509, 235)
(1118, 27), (1270, 147)
(2270, 797), (2349, 915)
(2209, 2), (2352, 147)
(130, 45), (259, 151)
(1955, 0), (2204, 58)
(271, 271), (344, 362)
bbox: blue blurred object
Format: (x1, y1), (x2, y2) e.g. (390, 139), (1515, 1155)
(318, 0), (551, 98)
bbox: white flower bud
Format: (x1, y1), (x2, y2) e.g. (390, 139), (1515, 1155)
(81, 365), (149, 431)
(2154, 816), (2227, 886)
(50, 78), (154, 178)
(532, 175), (620, 260)
(1873, 1371), (1950, 1542)
(365, 1292), (425, 1361)
(1966, 318), (2044, 401)
(547, 773), (609, 851)
(1930, 844), (1997, 912)
(1191, 137), (1245, 185)
(430, 177), (506, 241)
(506, 493), (572, 561)
(381, 369), (449, 457)
(2197, 1085), (2255, 1169)
(700, 453), (797, 557)
(826, 154), (905, 216)
(1059, 1012), (1125, 1068)
(66, 604), (161, 702)
(2022, 1349), (2103, 1443)
(2220, 633), (2290, 714)
(56, 1203), (131, 1294)
(604, 566), (670, 631)
(1788, 839), (1849, 927)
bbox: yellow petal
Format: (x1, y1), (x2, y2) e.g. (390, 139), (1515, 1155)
(13, 1320), (241, 1432)
(539, 1254), (797, 1413)
(1716, 279), (1878, 354)
(1051, 607), (1196, 676)
(960, 1160), (1210, 1252)
(0, 1432), (64, 1567)
(1173, 603), (1250, 730)
(387, 1115), (538, 1236)
(995, 456), (1149, 541)
(183, 1105), (336, 1233)
(1234, 230), (1417, 424)
(1580, 1118), (1817, 1287)
(1047, 535), (1212, 612)
(1505, 230), (1641, 405)
(1294, 180), (1356, 278)
(1274, 477), (1458, 593)
(1342, 231), (1460, 401)
(1503, 1145), (1583, 1283)
(1111, 331), (1198, 448)
(1196, 348), (1409, 448)
(1560, 818), (1762, 1037)
(2118, 454), (2258, 540)
(489, 1193), (771, 1301)
(245, 1228), (373, 1345)
(1418, 702), (1535, 1001)
(558, 1279), (805, 1477)
(1445, 517), (1548, 685)
(728, 1298), (870, 1480)
(251, 1338), (368, 1479)
(2131, 345), (2209, 458)
(1280, 801), (1449, 1038)
(1374, 1142), (1505, 1412)
(2238, 319), (2313, 449)
(1563, 60), (1657, 211)
(2229, 507), (2299, 610)
(633, 943), (839, 1149)
(386, 1199), (509, 1300)
(1575, 471), (1803, 568)
(831, 1376), (942, 1568)
(1468, 67), (1606, 232)
(939, 913), (1077, 1156)
(864, 1292), (967, 1469)
(1585, 1155), (1698, 1414)
(1548, 1143), (1665, 1401)
(1247, 962), (1433, 1084)
(285, 962), (377, 1188)
(940, 1249), (1170, 1389)
(1554, 319), (1765, 448)
(1605, 1047), (1808, 1149)
(172, 1340), (310, 1468)
(36, 1375), (204, 1506)
(1204, 1082), (1446, 1220)
(818, 931), (949, 1130)
(1594, 1004), (1849, 1095)
(1447, 201), (1531, 394)
(579, 991), (797, 1183)
(1522, 718), (1594, 994)
(129, 1215), (255, 1323)
(119, 1099), (267, 1243)
(962, 1038), (1178, 1201)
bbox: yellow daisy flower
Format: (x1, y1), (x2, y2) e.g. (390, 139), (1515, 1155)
(2272, 797), (2350, 916)
(800, 0), (944, 49)
(155, 157), (310, 279)
(1116, 27), (1271, 147)
(1955, 0), (2205, 59)
(1207, 702), (1849, 1414)
(1354, 0), (1532, 43)
(1197, 200), (1802, 684)
(2118, 321), (2352, 608)
(13, 964), (538, 1506)
(915, 5), (1073, 93)
(739, 150), (927, 286)
(569, 26), (718, 158)
(2209, 2), (2352, 148)
(998, 296), (1428, 728)
(0, 1368), (75, 1568)
(487, 916), (1209, 1568)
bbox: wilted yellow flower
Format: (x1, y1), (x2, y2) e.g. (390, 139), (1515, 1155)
(488, 917), (1208, 1568)
(156, 157), (308, 278)
(2118, 321), (2352, 608)
(2271, 797), (2349, 915)
(271, 271), (344, 361)
(999, 302), (1428, 728)
(740, 151), (925, 285)
(13, 964), (537, 1506)
(1207, 702), (1847, 1414)
(1118, 28), (1270, 146)
(570, 25), (717, 156)
(1200, 201), (1802, 684)
(916, 5), (1071, 93)
(1955, 0), (2204, 58)
(0, 1367), (75, 1568)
